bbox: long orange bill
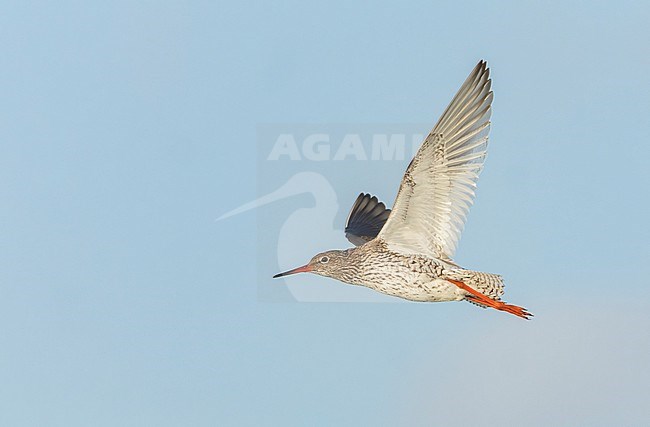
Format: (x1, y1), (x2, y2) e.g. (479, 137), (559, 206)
(273, 264), (312, 278)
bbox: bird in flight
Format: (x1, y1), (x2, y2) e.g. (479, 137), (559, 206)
(273, 61), (532, 319)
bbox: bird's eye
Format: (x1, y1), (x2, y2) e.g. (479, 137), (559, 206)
(320, 256), (329, 264)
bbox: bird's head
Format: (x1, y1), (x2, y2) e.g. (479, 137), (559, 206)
(273, 249), (351, 279)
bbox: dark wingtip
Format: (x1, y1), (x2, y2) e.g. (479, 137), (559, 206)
(344, 193), (391, 246)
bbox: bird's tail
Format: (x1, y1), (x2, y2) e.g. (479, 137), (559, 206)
(462, 270), (505, 300)
(445, 270), (533, 320)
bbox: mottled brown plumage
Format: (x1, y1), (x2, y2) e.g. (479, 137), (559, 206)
(273, 61), (532, 319)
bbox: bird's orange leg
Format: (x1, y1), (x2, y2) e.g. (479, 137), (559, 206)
(446, 279), (533, 320)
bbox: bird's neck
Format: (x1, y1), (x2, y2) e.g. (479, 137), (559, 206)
(336, 240), (391, 285)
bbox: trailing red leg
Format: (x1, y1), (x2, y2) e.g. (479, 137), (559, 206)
(447, 279), (533, 320)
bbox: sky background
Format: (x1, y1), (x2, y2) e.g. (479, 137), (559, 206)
(1, 1), (649, 426)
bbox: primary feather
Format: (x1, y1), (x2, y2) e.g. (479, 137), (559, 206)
(378, 60), (493, 262)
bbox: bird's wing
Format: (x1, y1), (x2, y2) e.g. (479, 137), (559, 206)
(378, 60), (493, 261)
(344, 193), (391, 246)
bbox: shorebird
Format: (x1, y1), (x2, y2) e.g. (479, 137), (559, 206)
(273, 61), (532, 319)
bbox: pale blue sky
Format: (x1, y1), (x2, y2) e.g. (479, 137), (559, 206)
(1, 1), (649, 426)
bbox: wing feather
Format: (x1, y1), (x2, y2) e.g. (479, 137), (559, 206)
(378, 60), (493, 260)
(344, 193), (391, 246)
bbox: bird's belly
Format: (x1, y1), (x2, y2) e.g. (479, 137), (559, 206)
(359, 270), (463, 302)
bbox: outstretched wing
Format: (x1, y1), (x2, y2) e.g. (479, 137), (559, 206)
(378, 60), (493, 261)
(344, 193), (391, 246)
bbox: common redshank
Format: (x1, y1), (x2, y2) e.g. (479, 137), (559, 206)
(273, 60), (532, 319)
